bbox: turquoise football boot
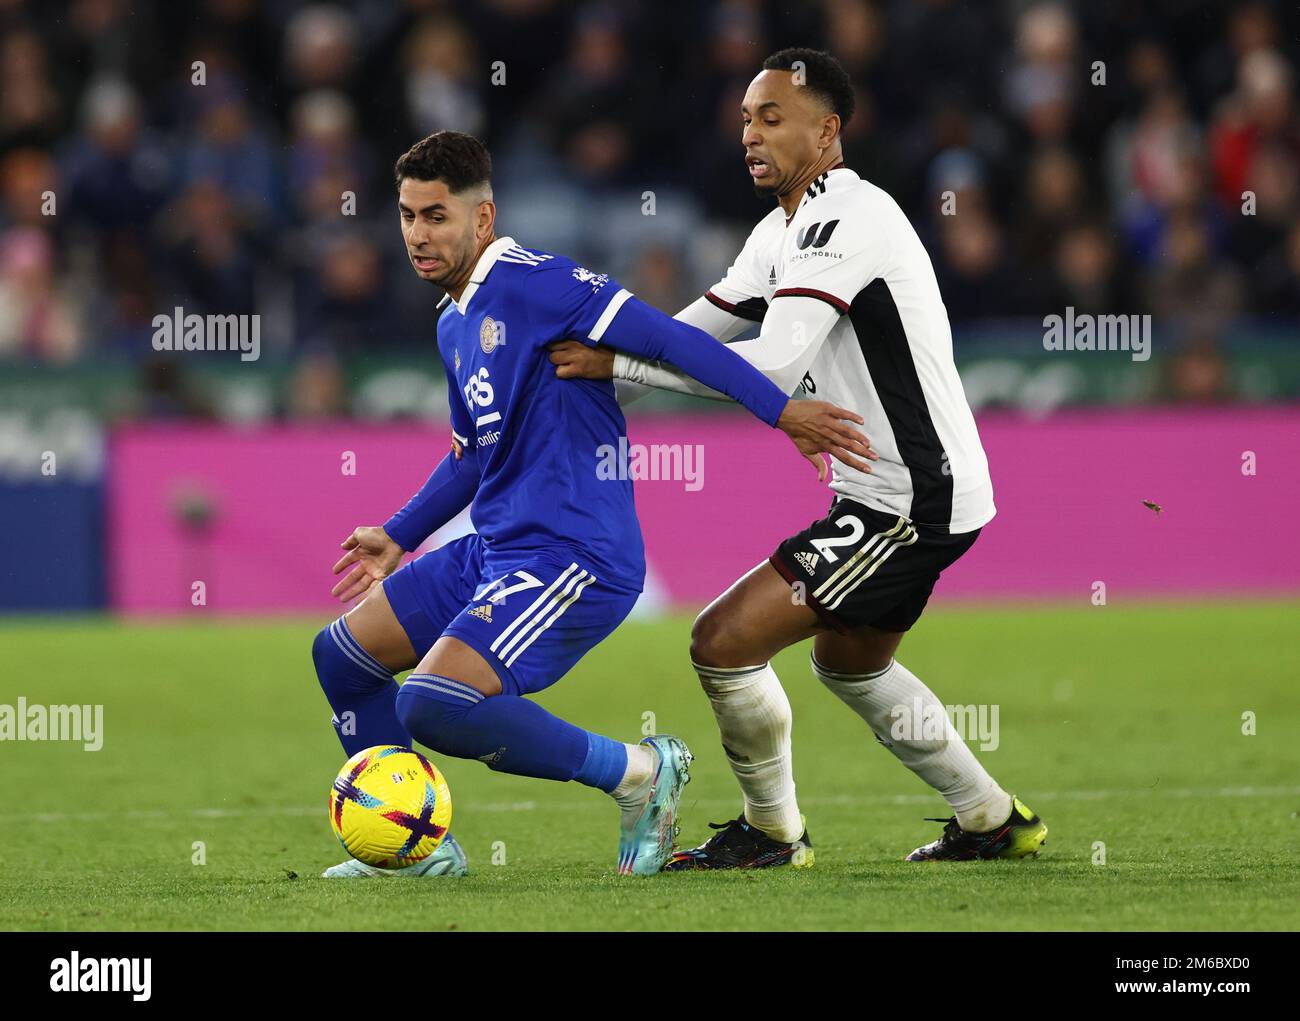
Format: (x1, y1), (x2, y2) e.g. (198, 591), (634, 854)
(322, 832), (469, 878)
(617, 735), (692, 876)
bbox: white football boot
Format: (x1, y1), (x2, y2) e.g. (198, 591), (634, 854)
(322, 832), (469, 878)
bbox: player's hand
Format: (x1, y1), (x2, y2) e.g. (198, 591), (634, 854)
(548, 339), (614, 379)
(776, 399), (878, 481)
(331, 526), (404, 602)
(451, 432), (463, 460)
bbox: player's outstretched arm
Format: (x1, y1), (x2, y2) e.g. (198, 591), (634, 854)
(595, 293), (840, 403)
(593, 293), (874, 472)
(551, 292), (839, 405)
(590, 291), (779, 421)
(548, 334), (748, 405)
(548, 332), (875, 479)
(532, 260), (875, 472)
(599, 294), (757, 406)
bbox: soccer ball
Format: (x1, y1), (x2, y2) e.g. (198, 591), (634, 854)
(328, 745), (452, 868)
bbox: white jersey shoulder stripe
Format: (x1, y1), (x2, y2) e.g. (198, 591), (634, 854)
(588, 288), (633, 342)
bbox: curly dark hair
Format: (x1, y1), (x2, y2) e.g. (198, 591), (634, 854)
(394, 131), (492, 193)
(761, 47), (855, 128)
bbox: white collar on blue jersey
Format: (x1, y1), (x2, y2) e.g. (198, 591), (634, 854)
(440, 235), (517, 315)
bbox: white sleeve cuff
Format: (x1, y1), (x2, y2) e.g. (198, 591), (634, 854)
(612, 350), (644, 383)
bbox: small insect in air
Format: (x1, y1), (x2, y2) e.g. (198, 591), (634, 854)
(1141, 499), (1163, 516)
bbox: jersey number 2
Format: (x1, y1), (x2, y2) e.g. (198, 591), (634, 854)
(810, 514), (864, 564)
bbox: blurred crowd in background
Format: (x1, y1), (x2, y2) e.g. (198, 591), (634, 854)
(0, 0), (1298, 417)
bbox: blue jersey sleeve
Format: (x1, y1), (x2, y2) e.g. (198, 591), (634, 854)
(383, 365), (481, 552)
(525, 260), (789, 427)
(523, 261), (628, 340)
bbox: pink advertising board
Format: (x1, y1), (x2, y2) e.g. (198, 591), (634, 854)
(107, 407), (1300, 615)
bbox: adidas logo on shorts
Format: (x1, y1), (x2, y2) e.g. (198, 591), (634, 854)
(794, 550), (820, 574)
(468, 604), (493, 622)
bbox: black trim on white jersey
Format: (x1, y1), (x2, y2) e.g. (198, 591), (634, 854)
(848, 279), (954, 530)
(772, 287), (849, 314)
(705, 290), (768, 323)
(799, 163), (845, 206)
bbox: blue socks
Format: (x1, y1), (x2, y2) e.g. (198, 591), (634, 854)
(396, 674), (629, 791)
(312, 617), (410, 756)
(314, 620), (629, 791)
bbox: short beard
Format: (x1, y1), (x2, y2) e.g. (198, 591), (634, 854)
(429, 234), (478, 289)
(419, 262), (451, 286)
(751, 166), (786, 202)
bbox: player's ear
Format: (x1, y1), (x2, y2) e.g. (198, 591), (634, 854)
(475, 199), (496, 240)
(819, 113), (840, 150)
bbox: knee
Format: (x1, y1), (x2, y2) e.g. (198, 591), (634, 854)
(394, 687), (438, 741)
(311, 625), (331, 670)
(395, 687), (472, 758)
(691, 605), (763, 670)
(689, 606), (730, 668)
(393, 688), (424, 739)
(313, 621), (389, 697)
(311, 625), (337, 692)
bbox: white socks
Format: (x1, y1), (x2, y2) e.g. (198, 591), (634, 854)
(611, 742), (657, 821)
(812, 656), (1012, 833)
(685, 656), (1011, 838)
(693, 661), (805, 842)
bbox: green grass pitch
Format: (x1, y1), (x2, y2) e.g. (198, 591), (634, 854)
(1, 600), (1297, 931)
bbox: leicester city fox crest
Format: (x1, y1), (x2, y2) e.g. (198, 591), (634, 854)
(480, 315), (503, 353)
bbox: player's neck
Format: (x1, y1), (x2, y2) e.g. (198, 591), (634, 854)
(778, 150), (845, 216)
(445, 232), (498, 303)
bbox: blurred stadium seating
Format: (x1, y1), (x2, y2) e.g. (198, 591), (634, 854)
(2, 0), (1298, 412)
(2, 0), (1298, 611)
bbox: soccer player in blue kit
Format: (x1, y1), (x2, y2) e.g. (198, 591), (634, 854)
(313, 131), (875, 878)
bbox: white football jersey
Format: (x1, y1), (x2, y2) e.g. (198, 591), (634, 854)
(705, 166), (995, 534)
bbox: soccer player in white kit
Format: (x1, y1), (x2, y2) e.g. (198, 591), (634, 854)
(549, 48), (1047, 866)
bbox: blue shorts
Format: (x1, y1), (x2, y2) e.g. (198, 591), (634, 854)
(382, 534), (640, 697)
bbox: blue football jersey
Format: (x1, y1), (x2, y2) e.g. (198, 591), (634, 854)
(434, 236), (645, 591)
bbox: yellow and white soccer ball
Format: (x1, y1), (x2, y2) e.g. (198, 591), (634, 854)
(328, 745), (452, 868)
